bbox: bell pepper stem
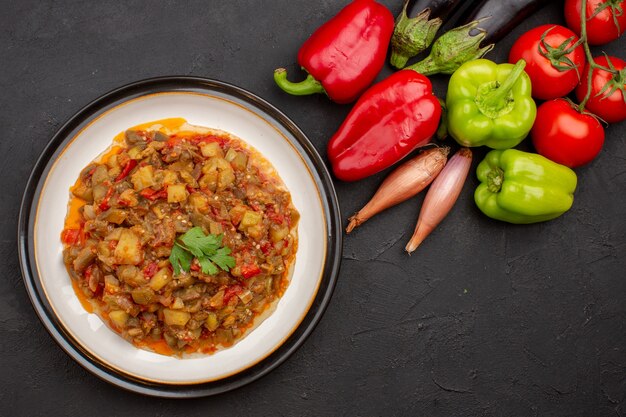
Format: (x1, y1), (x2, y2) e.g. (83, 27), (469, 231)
(481, 59), (527, 111)
(487, 167), (504, 193)
(274, 68), (326, 96)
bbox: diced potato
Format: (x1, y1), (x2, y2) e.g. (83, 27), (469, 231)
(160, 170), (179, 186)
(101, 209), (127, 224)
(209, 221), (223, 235)
(118, 189), (138, 207)
(240, 210), (262, 228)
(205, 313), (219, 331)
(224, 148), (238, 162)
(167, 184), (189, 203)
(92, 184), (108, 202)
(127, 145), (144, 160)
(131, 166), (155, 191)
(106, 154), (120, 169)
(149, 268), (172, 291)
(163, 309), (191, 326)
(270, 224), (290, 243)
(209, 290), (225, 309)
(109, 310), (129, 328)
(114, 229), (143, 265)
(188, 193), (209, 212)
(131, 287), (156, 305)
(199, 141), (224, 158)
(199, 157), (235, 191)
(72, 181), (93, 202)
(91, 165), (109, 185)
(229, 205), (247, 226)
(105, 228), (123, 241)
(246, 224), (264, 239)
(172, 297), (184, 310)
(225, 148), (248, 170)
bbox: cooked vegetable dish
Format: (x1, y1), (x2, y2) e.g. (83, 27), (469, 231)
(62, 119), (299, 356)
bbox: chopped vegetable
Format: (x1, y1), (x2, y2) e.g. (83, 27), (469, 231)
(163, 309), (191, 326)
(115, 160), (138, 183)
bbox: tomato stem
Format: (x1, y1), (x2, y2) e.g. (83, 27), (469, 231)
(577, 0), (620, 112)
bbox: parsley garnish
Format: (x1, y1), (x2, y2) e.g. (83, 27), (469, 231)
(169, 227), (236, 276)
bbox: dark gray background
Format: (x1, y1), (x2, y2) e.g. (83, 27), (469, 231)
(1, 0), (625, 416)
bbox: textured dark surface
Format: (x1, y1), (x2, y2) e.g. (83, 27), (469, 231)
(1, 0), (625, 416)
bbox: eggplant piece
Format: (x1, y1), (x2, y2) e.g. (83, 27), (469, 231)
(409, 0), (470, 22)
(459, 0), (552, 46)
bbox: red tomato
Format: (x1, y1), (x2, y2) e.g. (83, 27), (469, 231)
(565, 0), (626, 45)
(575, 55), (626, 123)
(509, 25), (586, 100)
(531, 99), (605, 168)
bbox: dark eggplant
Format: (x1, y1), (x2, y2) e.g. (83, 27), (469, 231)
(408, 0), (465, 22)
(390, 0), (482, 68)
(459, 0), (553, 46)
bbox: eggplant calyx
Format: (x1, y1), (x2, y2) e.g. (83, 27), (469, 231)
(390, 2), (442, 69)
(406, 18), (494, 76)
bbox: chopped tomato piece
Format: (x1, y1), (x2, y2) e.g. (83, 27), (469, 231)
(223, 285), (243, 304)
(61, 229), (81, 245)
(260, 242), (273, 256)
(142, 262), (159, 278)
(166, 135), (184, 148)
(241, 263), (261, 279)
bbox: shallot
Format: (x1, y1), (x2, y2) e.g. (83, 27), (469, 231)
(346, 147), (450, 233)
(405, 147), (472, 253)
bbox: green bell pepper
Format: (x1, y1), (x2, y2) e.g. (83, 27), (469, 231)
(447, 59), (536, 149)
(475, 149), (577, 224)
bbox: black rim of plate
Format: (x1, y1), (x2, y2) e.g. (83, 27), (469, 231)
(17, 76), (342, 398)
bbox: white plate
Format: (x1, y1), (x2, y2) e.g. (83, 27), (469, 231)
(19, 77), (342, 397)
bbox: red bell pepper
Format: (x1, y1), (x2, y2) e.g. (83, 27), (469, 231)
(240, 263), (262, 279)
(273, 0), (394, 104)
(139, 187), (168, 201)
(98, 186), (114, 211)
(327, 70), (442, 181)
(115, 160), (137, 183)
